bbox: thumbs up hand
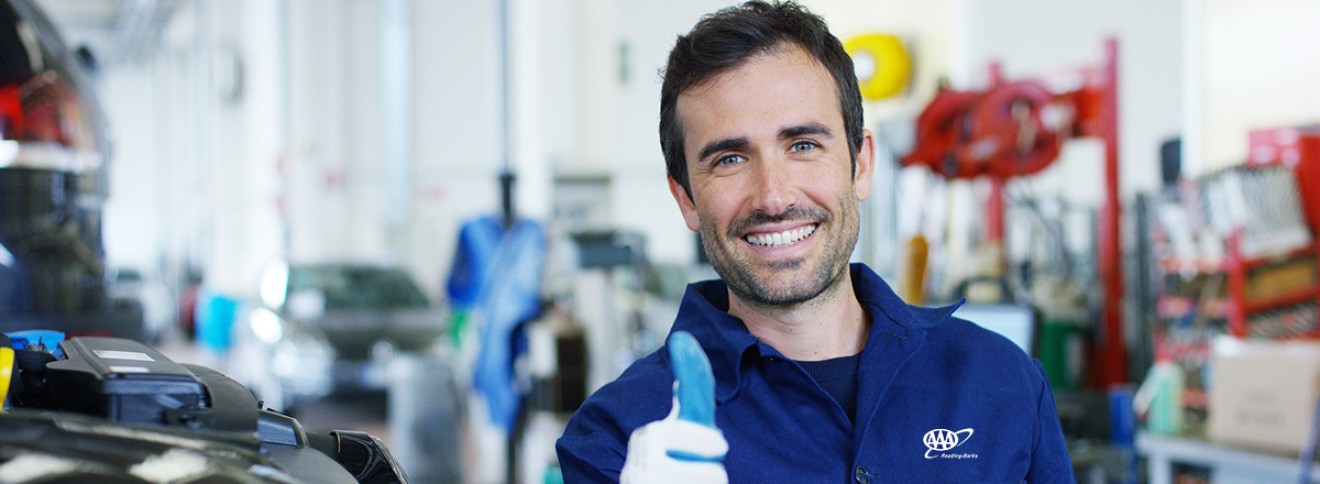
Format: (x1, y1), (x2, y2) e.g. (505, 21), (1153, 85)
(620, 331), (728, 483)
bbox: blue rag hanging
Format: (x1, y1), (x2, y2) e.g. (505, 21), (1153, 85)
(446, 215), (545, 432)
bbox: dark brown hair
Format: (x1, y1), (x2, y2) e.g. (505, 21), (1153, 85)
(660, 1), (862, 200)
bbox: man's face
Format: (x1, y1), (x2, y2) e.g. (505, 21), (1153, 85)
(668, 43), (875, 307)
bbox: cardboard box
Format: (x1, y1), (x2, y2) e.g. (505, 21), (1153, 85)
(1208, 337), (1320, 454)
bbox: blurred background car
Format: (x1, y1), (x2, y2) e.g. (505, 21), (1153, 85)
(106, 266), (174, 343)
(229, 260), (448, 414)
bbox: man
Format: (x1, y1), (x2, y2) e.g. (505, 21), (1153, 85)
(556, 2), (1074, 482)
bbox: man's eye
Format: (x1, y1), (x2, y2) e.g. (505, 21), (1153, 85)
(715, 154), (746, 167)
(789, 141), (818, 153)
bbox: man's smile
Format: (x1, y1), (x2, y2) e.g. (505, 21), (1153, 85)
(743, 224), (817, 248)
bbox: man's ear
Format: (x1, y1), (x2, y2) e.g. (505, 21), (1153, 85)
(668, 176), (702, 232)
(853, 128), (876, 201)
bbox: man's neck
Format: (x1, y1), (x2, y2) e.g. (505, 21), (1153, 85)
(726, 271), (868, 361)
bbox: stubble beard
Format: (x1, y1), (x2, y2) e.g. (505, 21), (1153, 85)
(700, 197), (859, 308)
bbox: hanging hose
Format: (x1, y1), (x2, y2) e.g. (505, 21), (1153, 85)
(900, 234), (928, 305)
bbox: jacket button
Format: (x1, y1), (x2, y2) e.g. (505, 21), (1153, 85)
(854, 466), (871, 484)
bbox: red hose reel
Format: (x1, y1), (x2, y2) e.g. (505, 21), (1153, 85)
(904, 80), (1065, 179)
(902, 87), (979, 178)
(900, 40), (1126, 389)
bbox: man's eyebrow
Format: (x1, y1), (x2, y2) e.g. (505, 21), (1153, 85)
(698, 137), (749, 161)
(780, 123), (833, 139)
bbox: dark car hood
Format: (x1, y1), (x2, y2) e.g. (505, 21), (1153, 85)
(295, 307), (446, 359)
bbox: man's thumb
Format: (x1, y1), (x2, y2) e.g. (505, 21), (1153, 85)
(668, 331), (716, 428)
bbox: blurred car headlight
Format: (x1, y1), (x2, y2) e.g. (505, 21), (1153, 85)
(249, 307), (283, 345)
(270, 318), (335, 399)
(260, 261), (290, 309)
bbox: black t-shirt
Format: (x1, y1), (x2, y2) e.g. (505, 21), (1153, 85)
(796, 353), (862, 423)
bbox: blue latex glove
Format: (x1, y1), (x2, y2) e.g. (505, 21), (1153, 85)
(621, 331), (728, 483)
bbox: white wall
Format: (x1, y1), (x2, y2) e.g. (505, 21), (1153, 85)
(961, 0), (1183, 203)
(100, 62), (162, 271)
(1200, 0), (1320, 170)
(100, 6), (206, 289)
(96, 0), (1191, 301)
(608, 0), (731, 265)
(204, 0), (285, 294)
(286, 0), (350, 264)
(283, 0), (397, 267)
(105, 0), (287, 296)
(405, 0), (504, 298)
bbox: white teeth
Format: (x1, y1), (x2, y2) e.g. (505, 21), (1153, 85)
(745, 225), (817, 248)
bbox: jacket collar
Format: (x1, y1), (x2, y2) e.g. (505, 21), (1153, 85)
(669, 278), (758, 404)
(668, 263), (961, 404)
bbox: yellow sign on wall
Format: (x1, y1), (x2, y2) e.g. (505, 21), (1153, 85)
(844, 33), (912, 101)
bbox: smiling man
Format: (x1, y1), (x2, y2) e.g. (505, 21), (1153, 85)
(556, 2), (1073, 482)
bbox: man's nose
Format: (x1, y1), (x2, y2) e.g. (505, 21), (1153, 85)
(750, 157), (794, 215)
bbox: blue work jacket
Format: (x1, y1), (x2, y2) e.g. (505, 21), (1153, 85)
(556, 264), (1074, 483)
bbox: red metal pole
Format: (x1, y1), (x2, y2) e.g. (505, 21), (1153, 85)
(985, 63), (1006, 269)
(987, 177), (1005, 244)
(1097, 38), (1127, 387)
(1224, 230), (1248, 337)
